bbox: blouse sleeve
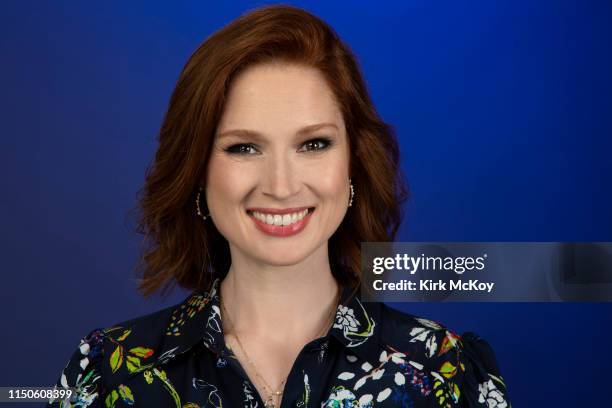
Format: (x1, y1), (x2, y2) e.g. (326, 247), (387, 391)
(47, 328), (107, 407)
(459, 331), (511, 408)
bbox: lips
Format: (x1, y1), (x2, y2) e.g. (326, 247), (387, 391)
(246, 206), (315, 215)
(246, 207), (316, 237)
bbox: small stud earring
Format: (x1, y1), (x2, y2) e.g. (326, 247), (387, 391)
(196, 186), (210, 220)
(348, 178), (355, 207)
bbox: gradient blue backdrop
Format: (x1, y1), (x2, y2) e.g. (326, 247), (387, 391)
(1, 1), (611, 406)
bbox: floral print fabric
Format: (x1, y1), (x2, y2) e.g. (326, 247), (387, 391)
(47, 278), (510, 407)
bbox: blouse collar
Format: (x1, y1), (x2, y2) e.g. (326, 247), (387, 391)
(154, 277), (382, 369)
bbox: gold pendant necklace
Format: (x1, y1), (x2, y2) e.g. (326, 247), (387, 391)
(222, 301), (287, 407)
(264, 391), (282, 408)
(220, 285), (340, 408)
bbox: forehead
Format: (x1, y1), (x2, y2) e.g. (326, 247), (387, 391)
(216, 62), (344, 133)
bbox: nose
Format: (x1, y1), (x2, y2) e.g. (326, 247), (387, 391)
(262, 151), (300, 200)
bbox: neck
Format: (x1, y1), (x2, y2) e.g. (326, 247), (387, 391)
(219, 246), (340, 344)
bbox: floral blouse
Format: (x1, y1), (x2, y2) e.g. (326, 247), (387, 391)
(47, 278), (510, 407)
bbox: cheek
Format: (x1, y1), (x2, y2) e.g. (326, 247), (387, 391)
(322, 173), (347, 199)
(308, 156), (349, 201)
(205, 155), (249, 213)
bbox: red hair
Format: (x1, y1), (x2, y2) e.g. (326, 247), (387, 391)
(133, 5), (410, 298)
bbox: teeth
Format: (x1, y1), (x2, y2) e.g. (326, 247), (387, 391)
(251, 209), (311, 226)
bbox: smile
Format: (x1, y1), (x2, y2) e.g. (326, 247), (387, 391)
(246, 207), (316, 237)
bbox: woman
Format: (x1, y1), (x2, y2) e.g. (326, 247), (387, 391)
(49, 5), (510, 408)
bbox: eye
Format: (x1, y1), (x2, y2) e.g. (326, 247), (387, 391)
(223, 138), (332, 155)
(299, 137), (332, 152)
(224, 143), (259, 155)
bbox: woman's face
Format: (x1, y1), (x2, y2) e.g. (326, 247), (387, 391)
(205, 62), (350, 267)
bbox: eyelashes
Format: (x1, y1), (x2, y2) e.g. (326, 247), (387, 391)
(223, 137), (333, 155)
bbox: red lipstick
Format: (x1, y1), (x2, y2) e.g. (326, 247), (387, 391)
(247, 207), (315, 237)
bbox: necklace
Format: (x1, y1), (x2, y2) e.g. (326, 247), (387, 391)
(220, 286), (340, 408)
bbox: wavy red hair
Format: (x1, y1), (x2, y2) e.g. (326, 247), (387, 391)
(132, 5), (410, 298)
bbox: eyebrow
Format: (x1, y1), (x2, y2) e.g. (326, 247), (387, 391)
(216, 122), (339, 140)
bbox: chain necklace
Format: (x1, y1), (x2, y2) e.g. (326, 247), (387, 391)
(220, 286), (340, 408)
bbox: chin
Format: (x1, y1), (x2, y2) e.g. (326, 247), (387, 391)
(250, 242), (318, 267)
(256, 252), (310, 267)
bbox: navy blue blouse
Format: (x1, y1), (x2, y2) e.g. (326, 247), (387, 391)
(47, 278), (510, 407)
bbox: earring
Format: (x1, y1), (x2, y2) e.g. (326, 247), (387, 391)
(348, 178), (355, 207)
(196, 186), (210, 220)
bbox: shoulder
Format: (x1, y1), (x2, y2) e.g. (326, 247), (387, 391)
(47, 297), (186, 407)
(379, 303), (460, 359)
(377, 303), (511, 407)
(97, 302), (179, 381)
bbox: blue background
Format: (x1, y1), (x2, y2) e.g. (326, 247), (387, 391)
(1, 1), (611, 406)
